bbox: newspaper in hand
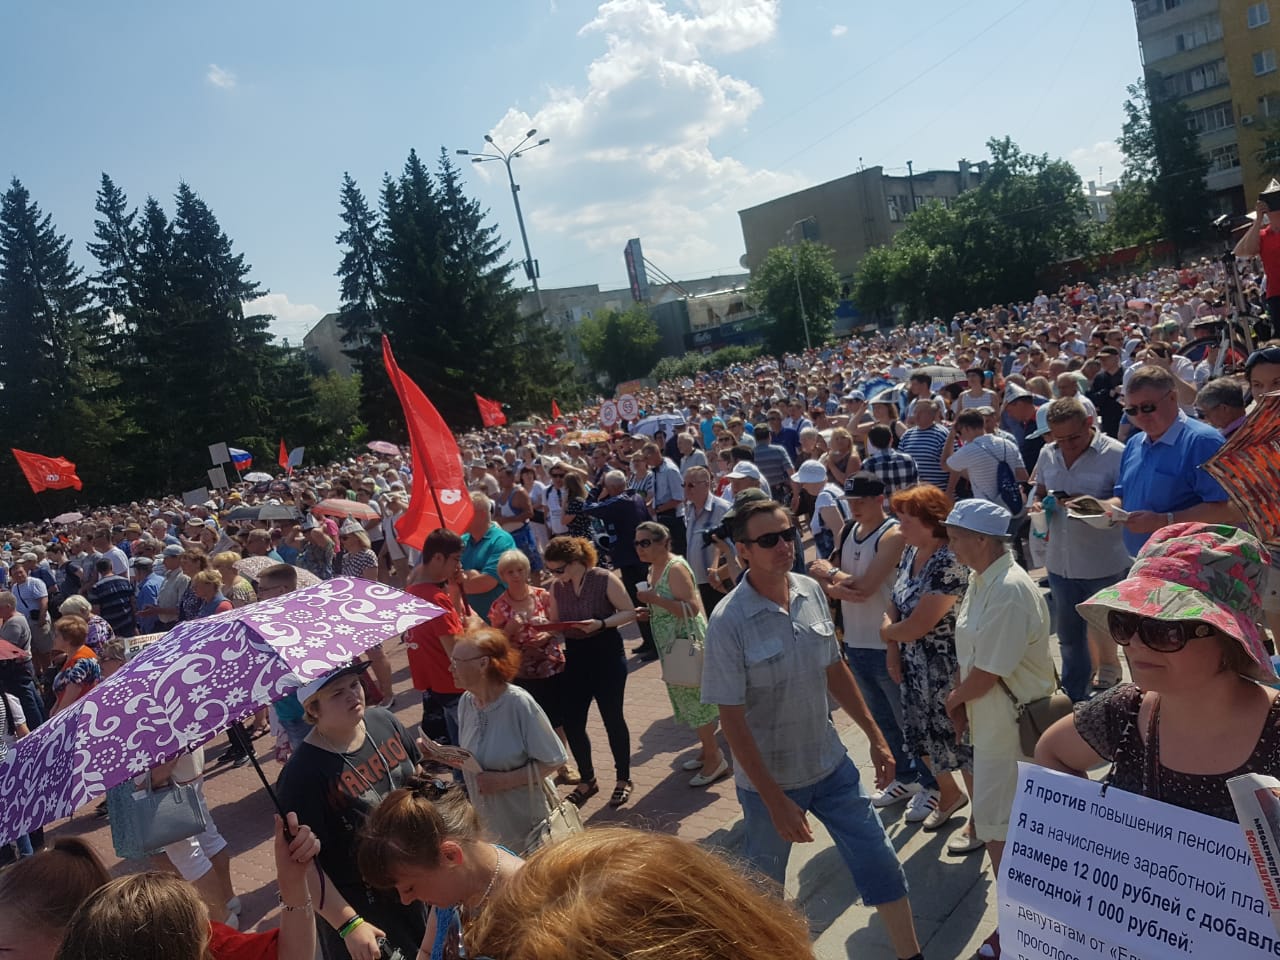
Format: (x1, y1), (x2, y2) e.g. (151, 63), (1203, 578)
(1065, 495), (1129, 528)
(417, 733), (483, 774)
(1228, 772), (1280, 934)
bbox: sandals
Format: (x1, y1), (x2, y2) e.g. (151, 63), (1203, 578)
(608, 780), (634, 808)
(567, 779), (598, 808)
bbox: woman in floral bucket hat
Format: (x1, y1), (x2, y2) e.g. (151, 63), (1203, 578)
(1036, 523), (1280, 821)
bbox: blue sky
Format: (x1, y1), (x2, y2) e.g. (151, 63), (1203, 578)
(3, 1), (1140, 343)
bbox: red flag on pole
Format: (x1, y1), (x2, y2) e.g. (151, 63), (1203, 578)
(474, 393), (507, 427)
(551, 399), (562, 420)
(382, 336), (475, 544)
(11, 449), (83, 494)
(278, 438), (290, 472)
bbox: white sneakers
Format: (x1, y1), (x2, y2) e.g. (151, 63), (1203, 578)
(904, 788), (940, 823)
(870, 779), (922, 809)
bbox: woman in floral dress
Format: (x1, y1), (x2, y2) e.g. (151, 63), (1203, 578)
(488, 549), (578, 784)
(880, 485), (973, 833)
(634, 521), (728, 788)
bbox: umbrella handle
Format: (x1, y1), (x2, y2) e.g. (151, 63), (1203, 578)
(244, 745), (328, 908)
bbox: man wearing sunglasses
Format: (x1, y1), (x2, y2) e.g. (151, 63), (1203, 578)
(701, 498), (924, 960)
(1106, 365), (1236, 557)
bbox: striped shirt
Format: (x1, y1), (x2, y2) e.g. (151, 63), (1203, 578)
(898, 424), (950, 488)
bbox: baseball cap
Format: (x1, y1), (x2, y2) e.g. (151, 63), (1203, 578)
(843, 472), (886, 498)
(789, 462), (827, 485)
(295, 660), (373, 706)
(162, 544), (185, 558)
(721, 487), (772, 525)
(944, 500), (1013, 537)
(725, 462), (766, 483)
(131, 556), (155, 568)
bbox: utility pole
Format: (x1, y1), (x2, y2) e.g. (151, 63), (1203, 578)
(906, 160), (917, 215)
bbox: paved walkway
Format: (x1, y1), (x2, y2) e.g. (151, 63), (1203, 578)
(39, 581), (1091, 959)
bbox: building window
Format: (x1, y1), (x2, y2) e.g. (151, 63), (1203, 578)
(1249, 2), (1271, 28)
(1262, 93), (1280, 117)
(1186, 100), (1235, 134)
(1207, 143), (1241, 173)
(1255, 49), (1277, 75)
(1174, 17), (1224, 52)
(887, 197), (900, 222)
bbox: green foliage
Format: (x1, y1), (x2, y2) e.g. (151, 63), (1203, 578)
(577, 304), (661, 387)
(747, 241), (839, 353)
(335, 148), (580, 435)
(1118, 76), (1210, 256)
(852, 137), (1091, 322)
(648, 344), (763, 382)
(1105, 178), (1163, 248)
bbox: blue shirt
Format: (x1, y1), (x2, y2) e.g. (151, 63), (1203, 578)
(460, 523), (517, 619)
(135, 572), (165, 633)
(1114, 413), (1228, 555)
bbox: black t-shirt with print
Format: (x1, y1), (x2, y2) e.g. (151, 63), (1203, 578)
(277, 707), (426, 948)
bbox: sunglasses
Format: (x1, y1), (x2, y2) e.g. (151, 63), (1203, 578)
(633, 537), (659, 548)
(550, 473), (566, 479)
(1107, 610), (1213, 652)
(738, 529), (793, 549)
(545, 563), (567, 574)
(1122, 391), (1171, 417)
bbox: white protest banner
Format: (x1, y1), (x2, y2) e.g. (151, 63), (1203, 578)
(617, 394), (639, 421)
(599, 400), (619, 428)
(182, 487), (211, 507)
(1002, 763), (1277, 958)
(207, 467), (228, 490)
(208, 442), (230, 466)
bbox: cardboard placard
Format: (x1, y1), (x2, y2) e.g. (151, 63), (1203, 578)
(182, 487), (211, 507)
(208, 442), (230, 465)
(207, 467), (228, 490)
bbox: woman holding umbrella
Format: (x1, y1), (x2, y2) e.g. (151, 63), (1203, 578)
(277, 662), (428, 960)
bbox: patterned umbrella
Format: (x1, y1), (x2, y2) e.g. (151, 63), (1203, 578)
(366, 440), (401, 456)
(311, 498), (380, 521)
(0, 577), (443, 845)
(234, 556), (320, 588)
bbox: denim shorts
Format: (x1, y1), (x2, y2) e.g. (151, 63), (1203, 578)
(736, 755), (907, 905)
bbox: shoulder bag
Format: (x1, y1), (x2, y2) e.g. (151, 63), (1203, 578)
(660, 598), (705, 688)
(521, 762), (584, 857)
(996, 666), (1072, 757)
(118, 771), (209, 850)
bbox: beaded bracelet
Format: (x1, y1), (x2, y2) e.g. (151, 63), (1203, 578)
(277, 893), (313, 912)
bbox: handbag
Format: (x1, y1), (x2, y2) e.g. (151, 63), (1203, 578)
(659, 599), (705, 688)
(521, 764), (584, 857)
(118, 774), (209, 850)
(997, 669), (1073, 758)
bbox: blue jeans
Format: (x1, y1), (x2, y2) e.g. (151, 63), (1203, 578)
(844, 647), (937, 791)
(737, 755), (908, 904)
(1047, 571), (1125, 702)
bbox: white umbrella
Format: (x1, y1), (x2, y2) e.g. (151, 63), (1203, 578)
(244, 471), (272, 482)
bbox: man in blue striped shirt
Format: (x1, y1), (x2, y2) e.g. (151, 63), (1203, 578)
(897, 400), (950, 489)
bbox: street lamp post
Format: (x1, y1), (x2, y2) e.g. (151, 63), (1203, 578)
(456, 130), (550, 312)
(787, 219), (812, 350)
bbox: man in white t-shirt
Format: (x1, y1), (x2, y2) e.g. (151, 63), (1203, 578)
(945, 410), (1028, 508)
(806, 472), (939, 820)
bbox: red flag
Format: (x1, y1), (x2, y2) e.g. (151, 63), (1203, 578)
(551, 399), (562, 420)
(382, 336), (475, 544)
(474, 393), (507, 427)
(278, 438), (290, 472)
(12, 448), (83, 494)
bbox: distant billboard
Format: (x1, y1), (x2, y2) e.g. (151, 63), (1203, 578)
(624, 238), (649, 303)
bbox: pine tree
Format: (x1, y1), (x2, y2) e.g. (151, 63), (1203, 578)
(0, 179), (118, 514)
(334, 172), (390, 429)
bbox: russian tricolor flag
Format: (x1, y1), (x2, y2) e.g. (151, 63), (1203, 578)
(229, 447), (253, 471)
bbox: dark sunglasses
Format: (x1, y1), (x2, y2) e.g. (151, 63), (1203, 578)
(1107, 610), (1213, 653)
(738, 529), (793, 549)
(545, 563), (567, 574)
(633, 537), (660, 548)
(550, 473), (566, 479)
(1122, 391), (1171, 417)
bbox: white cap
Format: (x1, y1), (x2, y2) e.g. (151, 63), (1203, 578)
(944, 500), (1013, 537)
(725, 462), (765, 483)
(295, 660), (372, 706)
(789, 461), (827, 485)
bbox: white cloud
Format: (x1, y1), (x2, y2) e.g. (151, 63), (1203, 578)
(831, 24), (848, 37)
(1068, 140), (1125, 185)
(206, 64), (237, 90)
(479, 0), (803, 284)
(244, 292), (327, 344)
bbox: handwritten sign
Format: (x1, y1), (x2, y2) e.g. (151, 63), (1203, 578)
(1002, 764), (1278, 958)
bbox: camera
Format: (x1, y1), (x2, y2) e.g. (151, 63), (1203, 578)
(701, 521), (731, 547)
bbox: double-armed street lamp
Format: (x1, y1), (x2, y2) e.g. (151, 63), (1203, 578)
(456, 130), (550, 312)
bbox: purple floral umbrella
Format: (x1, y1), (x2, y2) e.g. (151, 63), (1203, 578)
(0, 577), (443, 846)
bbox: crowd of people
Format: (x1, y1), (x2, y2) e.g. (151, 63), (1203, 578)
(3, 253), (1280, 959)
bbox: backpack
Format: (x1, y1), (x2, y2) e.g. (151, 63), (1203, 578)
(977, 438), (1024, 515)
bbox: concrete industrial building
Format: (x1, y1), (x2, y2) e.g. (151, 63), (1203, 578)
(1132, 0), (1280, 213)
(302, 312), (355, 378)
